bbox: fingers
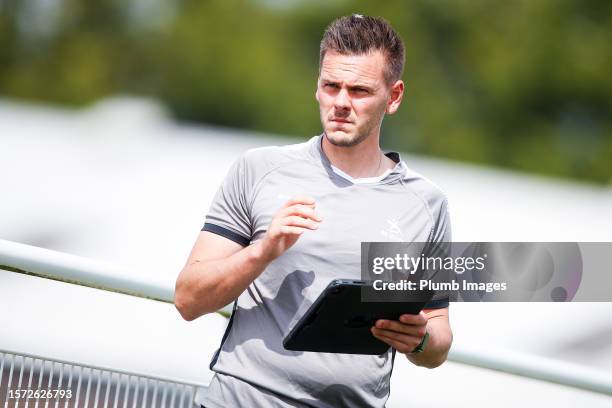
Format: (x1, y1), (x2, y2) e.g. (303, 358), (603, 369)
(279, 196), (323, 223)
(270, 196), (322, 240)
(279, 225), (307, 235)
(260, 196), (322, 261)
(372, 312), (428, 353)
(280, 205), (322, 222)
(283, 215), (319, 231)
(371, 329), (418, 354)
(374, 319), (427, 338)
(282, 196), (316, 208)
(399, 311), (428, 325)
(371, 326), (422, 344)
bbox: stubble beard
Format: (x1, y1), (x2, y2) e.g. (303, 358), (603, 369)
(325, 128), (369, 147)
(324, 115), (380, 148)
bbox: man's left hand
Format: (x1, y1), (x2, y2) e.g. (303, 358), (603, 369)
(371, 311), (428, 354)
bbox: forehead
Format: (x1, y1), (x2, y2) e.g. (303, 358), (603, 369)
(320, 50), (386, 86)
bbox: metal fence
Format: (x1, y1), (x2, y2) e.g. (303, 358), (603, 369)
(0, 350), (200, 408)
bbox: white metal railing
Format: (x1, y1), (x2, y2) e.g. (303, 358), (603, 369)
(0, 239), (173, 304)
(448, 345), (612, 395)
(0, 350), (200, 408)
(1, 239), (612, 397)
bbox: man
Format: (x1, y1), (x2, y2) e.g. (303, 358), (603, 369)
(175, 14), (452, 408)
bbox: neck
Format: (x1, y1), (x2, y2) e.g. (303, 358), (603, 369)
(321, 132), (392, 178)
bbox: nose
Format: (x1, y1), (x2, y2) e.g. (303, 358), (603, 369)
(333, 88), (351, 112)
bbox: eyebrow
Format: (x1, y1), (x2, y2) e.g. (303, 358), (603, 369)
(320, 78), (374, 90)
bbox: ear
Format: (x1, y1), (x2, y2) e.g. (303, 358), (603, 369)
(386, 80), (405, 115)
(315, 78), (320, 103)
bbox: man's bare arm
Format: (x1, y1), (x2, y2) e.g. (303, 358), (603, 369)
(175, 232), (268, 320)
(174, 196), (321, 321)
(405, 308), (452, 368)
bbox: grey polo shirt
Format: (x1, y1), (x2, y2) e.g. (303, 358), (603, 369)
(202, 134), (451, 408)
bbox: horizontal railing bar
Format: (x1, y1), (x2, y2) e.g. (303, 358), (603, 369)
(448, 344), (612, 395)
(0, 239), (173, 303)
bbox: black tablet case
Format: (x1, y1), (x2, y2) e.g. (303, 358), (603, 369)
(283, 279), (431, 355)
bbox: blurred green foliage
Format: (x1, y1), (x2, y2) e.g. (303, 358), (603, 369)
(1, 0), (611, 183)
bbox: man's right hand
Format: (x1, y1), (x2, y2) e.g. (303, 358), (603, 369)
(175, 196), (322, 320)
(256, 196), (322, 263)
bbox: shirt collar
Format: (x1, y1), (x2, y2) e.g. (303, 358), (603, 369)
(309, 133), (405, 184)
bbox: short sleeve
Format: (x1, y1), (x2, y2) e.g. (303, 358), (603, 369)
(423, 198), (452, 309)
(202, 155), (252, 247)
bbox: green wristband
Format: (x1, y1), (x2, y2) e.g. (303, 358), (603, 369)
(410, 331), (429, 354)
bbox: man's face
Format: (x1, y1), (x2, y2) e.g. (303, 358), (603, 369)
(316, 50), (398, 147)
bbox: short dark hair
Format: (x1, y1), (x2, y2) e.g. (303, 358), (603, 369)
(319, 14), (405, 84)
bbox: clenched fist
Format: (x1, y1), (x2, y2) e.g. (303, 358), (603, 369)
(257, 196), (322, 263)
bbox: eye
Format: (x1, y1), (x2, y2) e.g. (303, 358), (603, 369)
(324, 82), (339, 89)
(353, 87), (369, 94)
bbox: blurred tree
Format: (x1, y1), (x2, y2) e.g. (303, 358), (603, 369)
(0, 0), (610, 183)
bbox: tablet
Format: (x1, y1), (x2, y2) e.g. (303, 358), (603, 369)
(282, 279), (431, 355)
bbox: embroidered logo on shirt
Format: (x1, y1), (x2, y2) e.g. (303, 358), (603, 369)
(381, 219), (404, 241)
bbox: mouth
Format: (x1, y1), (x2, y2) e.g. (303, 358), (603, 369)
(330, 118), (352, 124)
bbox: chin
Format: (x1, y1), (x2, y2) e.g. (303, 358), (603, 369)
(325, 128), (366, 147)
